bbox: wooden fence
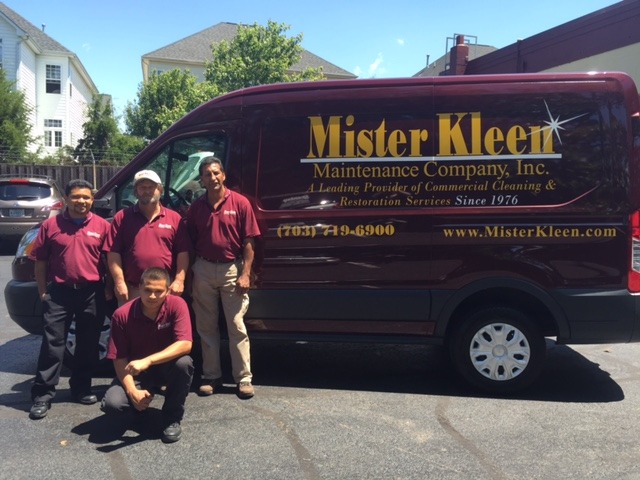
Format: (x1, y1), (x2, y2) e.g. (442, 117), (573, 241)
(0, 164), (122, 191)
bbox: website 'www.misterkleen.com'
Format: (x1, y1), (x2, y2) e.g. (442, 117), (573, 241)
(443, 225), (618, 239)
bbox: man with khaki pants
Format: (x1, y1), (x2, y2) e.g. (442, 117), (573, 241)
(186, 157), (260, 399)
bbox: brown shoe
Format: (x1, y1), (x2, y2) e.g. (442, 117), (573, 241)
(237, 381), (254, 399)
(198, 378), (222, 396)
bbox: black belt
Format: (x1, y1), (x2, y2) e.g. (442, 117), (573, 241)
(54, 281), (100, 290)
(198, 255), (237, 264)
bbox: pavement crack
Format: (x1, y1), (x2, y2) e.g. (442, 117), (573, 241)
(435, 396), (508, 480)
(245, 404), (321, 480)
(107, 450), (135, 480)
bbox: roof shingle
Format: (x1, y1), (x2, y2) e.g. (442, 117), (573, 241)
(0, 2), (71, 54)
(143, 22), (356, 78)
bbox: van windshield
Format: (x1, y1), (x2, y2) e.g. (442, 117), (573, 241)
(116, 134), (227, 213)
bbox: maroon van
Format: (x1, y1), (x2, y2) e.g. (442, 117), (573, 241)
(8, 72), (640, 393)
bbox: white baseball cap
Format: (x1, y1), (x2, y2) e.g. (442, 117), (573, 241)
(134, 169), (162, 185)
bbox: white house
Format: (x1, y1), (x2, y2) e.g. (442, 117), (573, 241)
(142, 22), (356, 84)
(0, 2), (98, 158)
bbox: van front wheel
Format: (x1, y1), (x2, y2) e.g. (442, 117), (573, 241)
(450, 306), (545, 394)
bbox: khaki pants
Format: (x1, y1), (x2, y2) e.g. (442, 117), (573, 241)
(192, 257), (251, 384)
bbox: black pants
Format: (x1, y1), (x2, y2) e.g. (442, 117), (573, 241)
(31, 282), (105, 402)
(101, 356), (194, 423)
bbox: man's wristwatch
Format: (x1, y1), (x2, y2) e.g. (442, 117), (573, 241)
(41, 293), (51, 301)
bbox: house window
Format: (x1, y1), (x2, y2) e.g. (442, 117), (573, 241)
(44, 119), (63, 147)
(46, 65), (61, 93)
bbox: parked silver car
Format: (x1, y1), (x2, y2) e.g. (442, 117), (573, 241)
(0, 175), (64, 238)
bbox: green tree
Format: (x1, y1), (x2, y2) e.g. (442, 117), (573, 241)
(103, 133), (146, 165)
(74, 95), (120, 163)
(40, 145), (76, 165)
(205, 21), (324, 94)
(124, 69), (218, 140)
(0, 69), (32, 163)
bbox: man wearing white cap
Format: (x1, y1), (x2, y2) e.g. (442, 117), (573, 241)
(104, 170), (190, 304)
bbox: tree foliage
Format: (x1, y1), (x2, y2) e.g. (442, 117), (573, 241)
(0, 69), (33, 163)
(124, 69), (218, 141)
(73, 95), (145, 165)
(103, 133), (146, 165)
(205, 21), (324, 94)
(74, 95), (120, 163)
(124, 21), (324, 142)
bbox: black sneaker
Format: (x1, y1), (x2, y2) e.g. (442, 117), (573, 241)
(74, 392), (98, 405)
(29, 401), (51, 420)
(162, 421), (182, 443)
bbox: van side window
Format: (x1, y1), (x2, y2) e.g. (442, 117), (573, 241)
(258, 116), (342, 210)
(257, 114), (436, 210)
(115, 134), (228, 212)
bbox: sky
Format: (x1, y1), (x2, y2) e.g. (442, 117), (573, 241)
(3, 0), (621, 120)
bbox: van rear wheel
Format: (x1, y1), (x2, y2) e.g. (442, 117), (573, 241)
(450, 306), (545, 394)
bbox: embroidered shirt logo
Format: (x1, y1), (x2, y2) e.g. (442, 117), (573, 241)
(86, 231), (101, 238)
(224, 210), (237, 216)
(158, 223), (174, 230)
(157, 322), (171, 330)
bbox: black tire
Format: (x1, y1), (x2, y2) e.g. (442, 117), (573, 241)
(450, 306), (546, 394)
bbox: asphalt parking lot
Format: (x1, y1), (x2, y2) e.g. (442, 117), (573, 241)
(1, 249), (640, 480)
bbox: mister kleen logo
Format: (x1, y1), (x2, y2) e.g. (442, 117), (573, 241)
(302, 101), (586, 164)
(297, 101), (594, 210)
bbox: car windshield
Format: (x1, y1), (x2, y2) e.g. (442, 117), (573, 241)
(116, 134), (227, 211)
(0, 182), (50, 201)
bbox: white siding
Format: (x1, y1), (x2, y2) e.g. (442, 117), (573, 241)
(0, 17), (39, 153)
(0, 15), (16, 80)
(35, 55), (68, 154)
(68, 62), (94, 149)
(19, 46), (37, 151)
(0, 8), (99, 156)
(147, 60), (205, 82)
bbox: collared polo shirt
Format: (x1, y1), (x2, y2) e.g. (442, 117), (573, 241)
(186, 189), (260, 262)
(106, 294), (192, 361)
(103, 204), (190, 285)
(30, 210), (110, 284)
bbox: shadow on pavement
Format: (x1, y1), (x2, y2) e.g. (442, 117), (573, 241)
(246, 339), (624, 403)
(0, 334), (40, 375)
(1, 333), (625, 411)
(0, 334), (112, 412)
(71, 408), (164, 451)
(0, 237), (20, 255)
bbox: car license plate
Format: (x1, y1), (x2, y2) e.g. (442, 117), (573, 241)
(9, 208), (25, 217)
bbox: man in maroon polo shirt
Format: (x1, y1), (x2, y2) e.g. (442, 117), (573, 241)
(186, 156), (261, 399)
(29, 179), (111, 420)
(104, 169), (190, 305)
(100, 267), (193, 443)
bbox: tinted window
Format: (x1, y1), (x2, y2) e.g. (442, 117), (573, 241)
(257, 112), (435, 211)
(115, 134), (227, 211)
(0, 183), (50, 200)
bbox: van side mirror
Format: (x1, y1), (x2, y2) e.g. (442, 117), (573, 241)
(92, 197), (112, 218)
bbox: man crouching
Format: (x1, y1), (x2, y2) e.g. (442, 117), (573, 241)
(101, 267), (193, 443)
